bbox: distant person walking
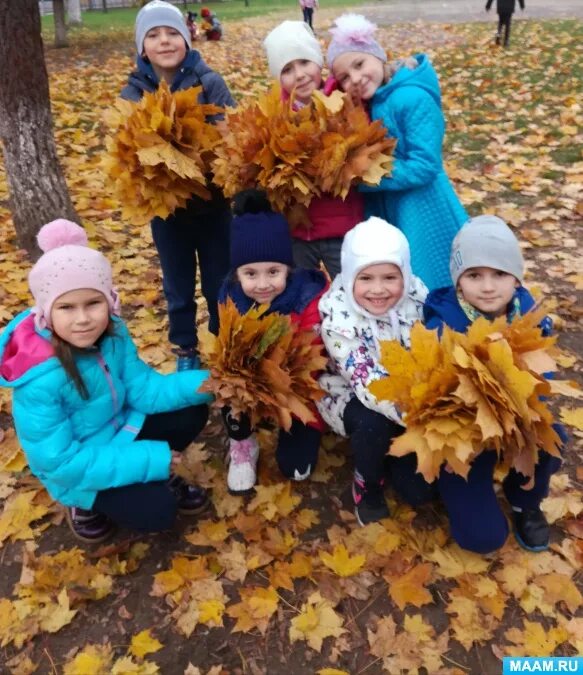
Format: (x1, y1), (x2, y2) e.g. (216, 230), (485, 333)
(486, 0), (524, 47)
(299, 0), (318, 30)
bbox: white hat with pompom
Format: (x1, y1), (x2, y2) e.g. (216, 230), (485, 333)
(28, 219), (121, 330)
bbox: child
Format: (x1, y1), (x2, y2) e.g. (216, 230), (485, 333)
(218, 190), (328, 493)
(0, 220), (212, 543)
(200, 7), (222, 41)
(486, 0), (524, 47)
(326, 14), (468, 291)
(318, 216), (436, 526)
(299, 0), (318, 31)
(121, 0), (234, 371)
(424, 215), (563, 552)
(263, 20), (364, 279)
(186, 11), (199, 42)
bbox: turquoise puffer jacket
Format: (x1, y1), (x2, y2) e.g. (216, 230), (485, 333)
(360, 54), (468, 290)
(0, 311), (212, 509)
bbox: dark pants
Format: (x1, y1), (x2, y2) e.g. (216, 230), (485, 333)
(342, 398), (437, 505)
(292, 238), (342, 280)
(151, 196), (231, 351)
(302, 7), (314, 28)
(223, 408), (321, 479)
(496, 12), (513, 46)
(93, 405), (208, 532)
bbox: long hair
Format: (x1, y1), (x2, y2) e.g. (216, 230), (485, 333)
(51, 320), (115, 400)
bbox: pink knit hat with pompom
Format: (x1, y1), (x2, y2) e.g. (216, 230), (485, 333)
(28, 219), (121, 330)
(327, 14), (387, 69)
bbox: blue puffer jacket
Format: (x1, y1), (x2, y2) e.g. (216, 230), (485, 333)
(423, 285), (552, 335)
(0, 311), (212, 509)
(359, 54), (468, 291)
(120, 50), (235, 117)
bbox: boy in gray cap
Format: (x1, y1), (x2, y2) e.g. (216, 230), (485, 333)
(423, 215), (565, 554)
(120, 0), (235, 371)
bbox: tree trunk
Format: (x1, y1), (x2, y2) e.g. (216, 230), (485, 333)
(0, 0), (78, 258)
(53, 0), (68, 47)
(102, 0), (108, 12)
(67, 0), (82, 25)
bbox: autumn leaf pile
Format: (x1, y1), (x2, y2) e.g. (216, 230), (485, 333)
(103, 81), (223, 225)
(199, 299), (326, 430)
(212, 85), (395, 227)
(370, 309), (564, 482)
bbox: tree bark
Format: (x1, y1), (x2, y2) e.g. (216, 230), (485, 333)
(67, 0), (82, 25)
(0, 0), (78, 258)
(102, 0), (108, 12)
(53, 0), (68, 47)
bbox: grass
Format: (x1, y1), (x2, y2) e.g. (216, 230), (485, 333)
(41, 0), (365, 34)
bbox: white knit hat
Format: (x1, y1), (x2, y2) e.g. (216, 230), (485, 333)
(450, 215), (524, 286)
(135, 0), (190, 55)
(263, 21), (323, 79)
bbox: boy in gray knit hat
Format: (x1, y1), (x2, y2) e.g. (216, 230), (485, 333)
(120, 0), (235, 372)
(423, 215), (564, 555)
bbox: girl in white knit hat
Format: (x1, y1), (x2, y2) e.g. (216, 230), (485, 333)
(262, 20), (364, 281)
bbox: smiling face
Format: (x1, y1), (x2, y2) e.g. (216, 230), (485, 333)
(142, 25), (187, 79)
(280, 59), (323, 105)
(236, 262), (289, 305)
(353, 263), (404, 315)
(457, 267), (519, 317)
(332, 51), (385, 101)
(50, 289), (110, 349)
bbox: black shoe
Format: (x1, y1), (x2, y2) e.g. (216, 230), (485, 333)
(169, 475), (209, 515)
(513, 508), (550, 552)
(352, 473), (390, 526)
(65, 507), (115, 544)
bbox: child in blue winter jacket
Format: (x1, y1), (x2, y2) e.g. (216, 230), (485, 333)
(120, 0), (235, 371)
(424, 215), (564, 553)
(326, 14), (468, 291)
(0, 220), (212, 544)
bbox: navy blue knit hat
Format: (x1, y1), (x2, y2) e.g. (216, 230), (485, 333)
(230, 191), (294, 268)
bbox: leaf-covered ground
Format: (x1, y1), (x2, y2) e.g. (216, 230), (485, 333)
(0, 11), (582, 675)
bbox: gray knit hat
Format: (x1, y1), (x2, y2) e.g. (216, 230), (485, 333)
(135, 0), (190, 55)
(450, 215), (524, 286)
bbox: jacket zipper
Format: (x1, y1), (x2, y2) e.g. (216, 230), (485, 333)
(97, 352), (121, 429)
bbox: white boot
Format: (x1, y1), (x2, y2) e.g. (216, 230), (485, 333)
(227, 436), (259, 494)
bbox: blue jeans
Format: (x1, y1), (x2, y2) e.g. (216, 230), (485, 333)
(151, 194), (231, 350)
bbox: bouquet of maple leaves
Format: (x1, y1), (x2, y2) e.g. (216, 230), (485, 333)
(212, 85), (396, 228)
(369, 309), (563, 484)
(199, 299), (327, 430)
(103, 81), (223, 225)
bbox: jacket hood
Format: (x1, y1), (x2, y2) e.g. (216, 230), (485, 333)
(374, 54), (441, 107)
(340, 217), (413, 321)
(0, 311), (59, 388)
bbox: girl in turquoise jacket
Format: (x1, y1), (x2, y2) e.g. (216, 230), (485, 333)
(327, 14), (468, 290)
(0, 220), (212, 543)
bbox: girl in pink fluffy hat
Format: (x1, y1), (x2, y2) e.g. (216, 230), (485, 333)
(326, 13), (467, 292)
(0, 219), (212, 543)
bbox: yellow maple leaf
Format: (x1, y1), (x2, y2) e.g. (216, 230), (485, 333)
(198, 599), (225, 626)
(63, 644), (113, 675)
(226, 585), (279, 635)
(387, 563), (434, 610)
(426, 544), (490, 578)
(289, 592), (346, 652)
(185, 519), (231, 547)
(504, 619), (569, 656)
(111, 656), (160, 674)
(559, 406), (583, 430)
(535, 573), (583, 613)
(0, 490), (52, 546)
(129, 629), (163, 660)
(403, 614), (435, 642)
(319, 544), (366, 577)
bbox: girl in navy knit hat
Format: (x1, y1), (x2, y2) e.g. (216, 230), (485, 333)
(218, 190), (328, 493)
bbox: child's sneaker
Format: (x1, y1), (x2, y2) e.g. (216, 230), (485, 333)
(352, 472), (390, 526)
(227, 436), (259, 494)
(175, 348), (201, 371)
(512, 507), (550, 552)
(169, 475), (209, 515)
(65, 507), (115, 544)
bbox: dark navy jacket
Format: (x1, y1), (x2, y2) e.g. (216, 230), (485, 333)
(423, 285), (551, 336)
(120, 50), (235, 120)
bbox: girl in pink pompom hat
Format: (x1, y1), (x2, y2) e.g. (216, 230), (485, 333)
(0, 219), (212, 544)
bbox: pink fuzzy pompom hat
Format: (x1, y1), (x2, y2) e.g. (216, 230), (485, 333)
(28, 219), (121, 330)
(327, 14), (387, 69)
